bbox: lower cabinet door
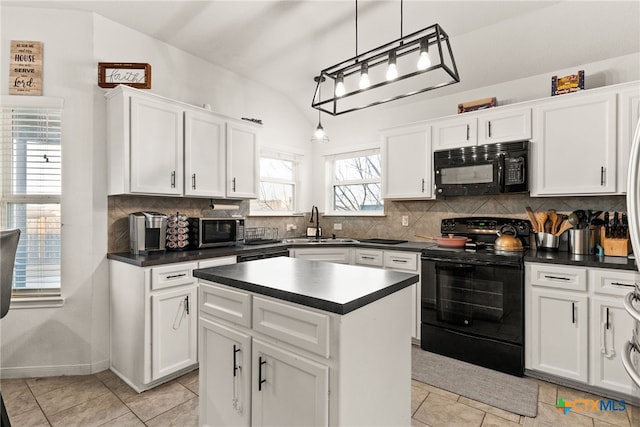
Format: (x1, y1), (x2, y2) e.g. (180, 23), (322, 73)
(530, 288), (588, 382)
(251, 338), (329, 427)
(590, 297), (637, 395)
(151, 286), (198, 380)
(199, 318), (251, 427)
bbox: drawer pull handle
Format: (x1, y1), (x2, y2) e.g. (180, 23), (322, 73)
(362, 256), (376, 260)
(166, 273), (187, 279)
(258, 356), (267, 391)
(544, 275), (570, 281)
(392, 259), (408, 263)
(611, 281), (634, 288)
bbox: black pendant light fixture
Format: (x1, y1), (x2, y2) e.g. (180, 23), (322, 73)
(311, 76), (330, 143)
(312, 0), (460, 116)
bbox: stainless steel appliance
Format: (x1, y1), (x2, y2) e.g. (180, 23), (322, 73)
(434, 141), (528, 198)
(420, 217), (532, 376)
(188, 217), (245, 249)
(623, 118), (640, 388)
(129, 212), (168, 255)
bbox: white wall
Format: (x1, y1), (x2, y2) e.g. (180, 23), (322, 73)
(0, 6), (313, 377)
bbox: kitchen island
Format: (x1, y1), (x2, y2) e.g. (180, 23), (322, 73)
(194, 256), (418, 426)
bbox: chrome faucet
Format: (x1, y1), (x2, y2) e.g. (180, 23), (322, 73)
(309, 205), (320, 239)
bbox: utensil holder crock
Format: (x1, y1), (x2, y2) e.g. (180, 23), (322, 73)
(535, 232), (559, 250)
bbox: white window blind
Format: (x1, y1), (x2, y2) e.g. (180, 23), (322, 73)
(1, 106), (62, 296)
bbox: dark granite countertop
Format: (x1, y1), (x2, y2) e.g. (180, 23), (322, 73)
(193, 257), (418, 315)
(525, 250), (638, 271)
(107, 239), (432, 267)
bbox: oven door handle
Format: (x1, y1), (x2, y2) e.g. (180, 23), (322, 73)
(425, 256), (503, 267)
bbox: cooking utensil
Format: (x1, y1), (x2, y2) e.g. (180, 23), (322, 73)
(415, 234), (469, 248)
(525, 207), (539, 232)
(548, 209), (560, 234)
(535, 212), (548, 233)
(494, 225), (524, 251)
(555, 220), (574, 236)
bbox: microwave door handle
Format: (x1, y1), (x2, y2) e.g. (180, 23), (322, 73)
(498, 154), (506, 192)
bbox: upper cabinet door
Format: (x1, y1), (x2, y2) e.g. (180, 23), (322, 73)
(226, 122), (258, 199)
(617, 84), (640, 194)
(431, 116), (477, 151)
(531, 92), (617, 196)
(382, 124), (432, 200)
(477, 108), (531, 145)
(184, 110), (226, 197)
(130, 96), (184, 195)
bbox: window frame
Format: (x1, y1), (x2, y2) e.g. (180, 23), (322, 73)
(1, 97), (64, 301)
(249, 148), (302, 217)
(324, 147), (384, 217)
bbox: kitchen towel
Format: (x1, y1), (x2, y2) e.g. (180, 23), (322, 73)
(412, 346), (538, 417)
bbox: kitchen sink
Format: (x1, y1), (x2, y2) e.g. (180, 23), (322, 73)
(281, 238), (360, 244)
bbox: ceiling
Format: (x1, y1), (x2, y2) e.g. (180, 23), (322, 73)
(4, 1), (640, 117)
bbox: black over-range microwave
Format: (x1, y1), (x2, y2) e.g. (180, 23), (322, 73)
(433, 141), (529, 198)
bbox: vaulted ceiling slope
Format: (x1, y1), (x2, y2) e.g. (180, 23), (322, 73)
(5, 1), (640, 115)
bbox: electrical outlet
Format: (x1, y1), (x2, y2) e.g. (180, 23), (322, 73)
(402, 216), (409, 226)
(286, 224), (297, 231)
(333, 223), (342, 231)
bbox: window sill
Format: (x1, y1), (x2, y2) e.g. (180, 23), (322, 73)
(248, 212), (305, 217)
(10, 296), (65, 310)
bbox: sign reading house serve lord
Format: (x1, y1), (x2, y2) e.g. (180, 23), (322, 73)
(10, 40), (43, 95)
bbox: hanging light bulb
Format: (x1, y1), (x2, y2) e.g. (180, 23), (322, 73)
(311, 76), (329, 143)
(335, 73), (346, 97)
(359, 63), (370, 89)
(417, 38), (431, 71)
(386, 50), (398, 81)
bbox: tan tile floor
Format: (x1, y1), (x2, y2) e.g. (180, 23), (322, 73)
(1, 369), (637, 426)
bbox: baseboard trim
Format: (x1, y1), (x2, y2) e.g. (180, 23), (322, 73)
(1, 359), (110, 379)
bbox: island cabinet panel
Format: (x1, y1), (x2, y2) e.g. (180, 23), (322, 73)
(251, 339), (329, 427)
(198, 278), (412, 427)
(199, 318), (252, 427)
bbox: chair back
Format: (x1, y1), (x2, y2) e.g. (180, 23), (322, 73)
(1, 229), (21, 319)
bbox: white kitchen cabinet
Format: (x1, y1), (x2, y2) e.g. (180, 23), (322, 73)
(528, 287), (589, 382)
(526, 262), (639, 399)
(199, 279), (411, 427)
(289, 247), (353, 264)
(227, 121), (259, 199)
(151, 285), (198, 380)
(381, 124), (433, 199)
(110, 259), (222, 392)
(184, 109), (226, 197)
(431, 115), (477, 150)
(590, 297), (636, 395)
(128, 92), (184, 195)
(477, 108), (531, 145)
(617, 83), (640, 194)
(106, 86), (260, 198)
(199, 317), (252, 427)
(531, 91), (617, 196)
(251, 338), (329, 427)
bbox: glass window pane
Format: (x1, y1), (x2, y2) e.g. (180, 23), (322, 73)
(6, 203), (61, 290)
(333, 183), (383, 212)
(255, 182), (294, 211)
(260, 158), (293, 180)
(334, 153), (381, 181)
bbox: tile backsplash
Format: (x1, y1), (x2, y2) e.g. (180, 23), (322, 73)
(108, 194), (627, 253)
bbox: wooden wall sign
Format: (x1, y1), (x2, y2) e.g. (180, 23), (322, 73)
(98, 62), (151, 89)
(10, 40), (43, 95)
